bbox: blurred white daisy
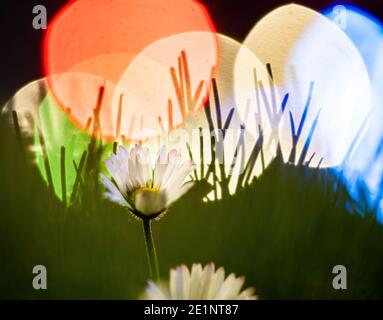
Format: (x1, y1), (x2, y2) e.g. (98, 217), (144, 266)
(143, 263), (257, 300)
(101, 144), (195, 219)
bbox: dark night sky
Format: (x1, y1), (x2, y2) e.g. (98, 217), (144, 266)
(1, 0), (383, 106)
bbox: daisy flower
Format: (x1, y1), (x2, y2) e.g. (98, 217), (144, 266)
(101, 144), (195, 282)
(101, 144), (195, 219)
(143, 263), (257, 300)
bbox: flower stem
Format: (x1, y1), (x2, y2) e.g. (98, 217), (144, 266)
(142, 219), (160, 282)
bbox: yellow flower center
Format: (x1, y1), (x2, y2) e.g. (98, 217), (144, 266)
(130, 187), (166, 217)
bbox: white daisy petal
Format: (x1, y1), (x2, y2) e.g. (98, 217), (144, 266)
(133, 147), (148, 186)
(236, 287), (257, 300)
(105, 159), (124, 191)
(128, 151), (140, 188)
(118, 145), (130, 162)
(104, 192), (131, 209)
(137, 147), (152, 186)
(170, 265), (190, 300)
(101, 174), (131, 209)
(153, 146), (168, 188)
(207, 266), (225, 300)
(161, 161), (195, 190)
(153, 162), (168, 189)
(160, 150), (181, 187)
(101, 173), (122, 196)
(166, 181), (195, 205)
(112, 155), (131, 192)
(199, 263), (216, 300)
(215, 274), (245, 299)
(189, 264), (204, 299)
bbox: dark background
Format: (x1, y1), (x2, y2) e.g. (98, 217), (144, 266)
(1, 0), (383, 106)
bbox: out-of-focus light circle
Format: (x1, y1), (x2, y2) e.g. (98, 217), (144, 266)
(241, 4), (372, 167)
(234, 40), (278, 168)
(43, 0), (218, 141)
(324, 4), (383, 220)
(2, 76), (97, 204)
(115, 32), (218, 141)
(44, 0), (216, 79)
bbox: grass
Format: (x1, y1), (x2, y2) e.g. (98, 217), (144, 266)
(1, 110), (383, 299)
